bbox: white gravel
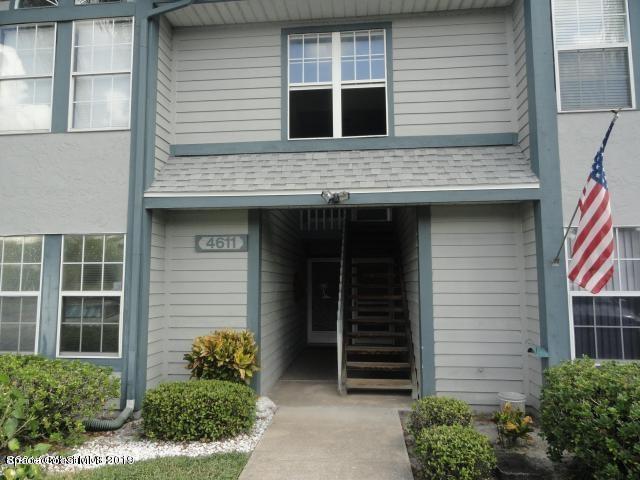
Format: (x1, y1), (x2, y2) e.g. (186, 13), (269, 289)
(44, 396), (277, 474)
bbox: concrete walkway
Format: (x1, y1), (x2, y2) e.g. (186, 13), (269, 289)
(240, 349), (413, 480)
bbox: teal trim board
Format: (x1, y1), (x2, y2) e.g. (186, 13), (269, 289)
(38, 235), (62, 358)
(247, 210), (262, 394)
(144, 187), (541, 210)
(171, 133), (519, 156)
(0, 2), (136, 24)
(50, 22), (72, 133)
(280, 22), (394, 141)
(417, 207), (435, 397)
(524, 0), (571, 367)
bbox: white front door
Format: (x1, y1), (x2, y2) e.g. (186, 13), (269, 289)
(307, 259), (339, 344)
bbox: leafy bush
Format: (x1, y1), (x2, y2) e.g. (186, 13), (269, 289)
(184, 330), (259, 384)
(414, 424), (496, 480)
(0, 355), (119, 444)
(540, 358), (640, 479)
(408, 396), (473, 436)
(493, 402), (533, 448)
(142, 380), (256, 441)
(1, 375), (50, 480)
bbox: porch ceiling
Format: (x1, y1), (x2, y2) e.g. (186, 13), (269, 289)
(164, 0), (514, 27)
(145, 145), (539, 198)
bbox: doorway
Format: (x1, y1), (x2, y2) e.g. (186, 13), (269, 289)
(307, 258), (340, 344)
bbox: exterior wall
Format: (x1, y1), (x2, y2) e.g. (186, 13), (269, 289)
(147, 211), (167, 389)
(145, 210), (249, 386)
(393, 9), (515, 136)
(155, 18), (175, 173)
(396, 207), (421, 394)
(558, 111), (640, 227)
(165, 7), (526, 145)
(0, 132), (130, 235)
(431, 204), (537, 409)
(260, 210), (306, 394)
(172, 24), (281, 145)
(511, 0), (529, 160)
(521, 202), (542, 410)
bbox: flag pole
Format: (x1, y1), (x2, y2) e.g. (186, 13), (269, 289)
(551, 108), (621, 266)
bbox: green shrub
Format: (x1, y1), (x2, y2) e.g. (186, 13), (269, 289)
(540, 358), (640, 479)
(0, 355), (119, 444)
(142, 380), (256, 441)
(184, 330), (259, 385)
(408, 396), (473, 436)
(414, 424), (496, 480)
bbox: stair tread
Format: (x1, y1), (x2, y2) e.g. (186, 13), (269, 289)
(349, 318), (405, 324)
(352, 294), (403, 300)
(345, 378), (413, 390)
(346, 345), (408, 352)
(347, 331), (406, 337)
(356, 306), (404, 312)
(347, 361), (410, 370)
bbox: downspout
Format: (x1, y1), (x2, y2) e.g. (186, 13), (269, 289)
(85, 0), (194, 432)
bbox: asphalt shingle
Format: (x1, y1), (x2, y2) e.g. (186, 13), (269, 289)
(146, 146), (539, 195)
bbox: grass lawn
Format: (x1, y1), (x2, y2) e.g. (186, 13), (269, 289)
(49, 453), (248, 480)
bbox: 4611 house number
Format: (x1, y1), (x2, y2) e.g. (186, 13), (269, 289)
(195, 235), (248, 252)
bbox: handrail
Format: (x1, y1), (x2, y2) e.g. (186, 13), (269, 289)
(336, 213), (349, 394)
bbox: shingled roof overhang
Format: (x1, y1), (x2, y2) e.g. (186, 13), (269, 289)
(144, 146), (541, 209)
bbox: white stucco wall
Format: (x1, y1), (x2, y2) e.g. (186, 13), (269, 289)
(0, 131), (130, 235)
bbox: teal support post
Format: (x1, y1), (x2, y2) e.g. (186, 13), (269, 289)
(417, 206), (435, 396)
(524, 0), (571, 367)
(247, 210), (262, 394)
(38, 235), (62, 358)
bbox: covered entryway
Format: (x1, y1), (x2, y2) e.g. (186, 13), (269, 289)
(258, 207), (420, 398)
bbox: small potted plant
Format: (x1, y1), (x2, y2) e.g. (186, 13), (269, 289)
(493, 402), (534, 448)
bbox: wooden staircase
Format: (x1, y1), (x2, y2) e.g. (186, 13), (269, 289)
(342, 223), (415, 394)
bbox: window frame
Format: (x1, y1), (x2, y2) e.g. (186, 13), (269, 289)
(565, 226), (640, 360)
(284, 24), (392, 141)
(67, 17), (134, 132)
(551, 0), (637, 113)
(56, 234), (126, 359)
(0, 236), (44, 355)
(0, 22), (57, 135)
(13, 0), (58, 9)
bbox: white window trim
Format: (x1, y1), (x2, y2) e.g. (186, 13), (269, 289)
(551, 0), (637, 113)
(287, 29), (389, 140)
(56, 234), (126, 359)
(67, 17), (134, 132)
(0, 22), (57, 135)
(565, 226), (640, 360)
(0, 236), (44, 355)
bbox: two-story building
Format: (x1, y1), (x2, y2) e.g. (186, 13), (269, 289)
(1, 0), (637, 412)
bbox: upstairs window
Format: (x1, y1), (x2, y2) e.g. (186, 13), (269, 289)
(552, 0), (635, 111)
(288, 29), (388, 139)
(0, 23), (56, 133)
(70, 18), (133, 130)
(14, 0), (57, 8)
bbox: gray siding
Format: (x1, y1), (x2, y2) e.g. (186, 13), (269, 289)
(511, 0), (529, 159)
(155, 18), (175, 173)
(147, 211), (167, 389)
(396, 207), (421, 394)
(260, 210), (305, 394)
(173, 24), (281, 145)
(145, 210), (249, 385)
(163, 8), (526, 145)
(521, 202), (541, 410)
(393, 9), (515, 136)
(0, 132), (130, 235)
(559, 111), (640, 226)
(431, 204), (530, 409)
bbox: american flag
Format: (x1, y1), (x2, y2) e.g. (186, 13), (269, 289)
(567, 117), (617, 294)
